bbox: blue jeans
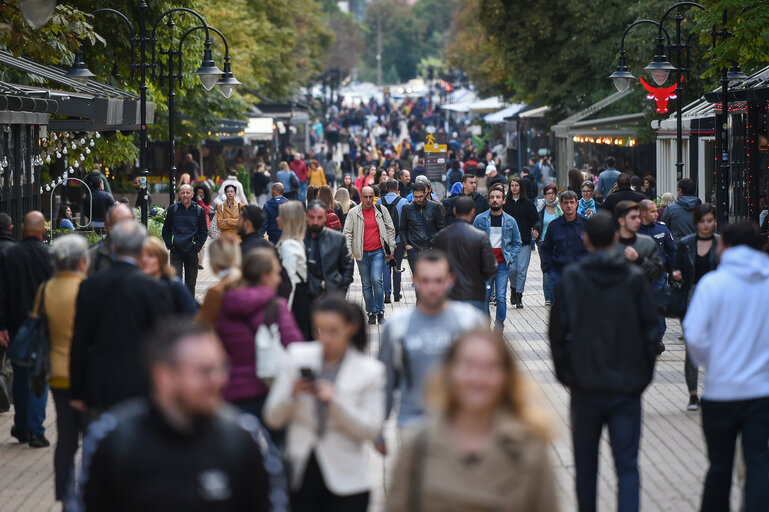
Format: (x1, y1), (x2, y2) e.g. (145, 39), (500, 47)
(383, 242), (405, 297)
(571, 392), (642, 512)
(11, 362), (48, 436)
(486, 261), (508, 329)
(509, 244), (532, 292)
(357, 250), (385, 315)
(298, 180), (308, 202)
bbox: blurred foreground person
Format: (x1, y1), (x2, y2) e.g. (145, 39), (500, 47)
(549, 213), (658, 512)
(46, 235), (89, 502)
(265, 295), (384, 512)
(71, 221), (173, 419)
(386, 330), (557, 512)
(76, 320), (288, 511)
(683, 221), (769, 512)
(216, 248), (303, 429)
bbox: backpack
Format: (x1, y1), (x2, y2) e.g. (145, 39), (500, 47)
(379, 195), (401, 238)
(326, 211), (342, 231)
(446, 168), (463, 189)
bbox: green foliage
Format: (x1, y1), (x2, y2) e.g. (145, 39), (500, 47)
(236, 167), (252, 201)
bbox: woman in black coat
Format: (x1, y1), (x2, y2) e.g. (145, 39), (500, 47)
(503, 177), (541, 308)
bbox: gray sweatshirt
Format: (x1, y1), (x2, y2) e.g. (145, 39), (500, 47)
(378, 301), (487, 427)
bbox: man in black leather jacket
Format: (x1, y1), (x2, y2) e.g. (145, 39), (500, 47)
(442, 174), (489, 225)
(304, 201), (355, 299)
(400, 182), (446, 272)
(433, 196), (497, 311)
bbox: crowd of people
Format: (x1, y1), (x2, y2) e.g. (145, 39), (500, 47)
(0, 115), (767, 512)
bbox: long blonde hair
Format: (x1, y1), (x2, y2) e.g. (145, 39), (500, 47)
(278, 200), (306, 242)
(208, 236), (242, 285)
(142, 237), (175, 278)
(334, 187), (352, 214)
(425, 329), (553, 441)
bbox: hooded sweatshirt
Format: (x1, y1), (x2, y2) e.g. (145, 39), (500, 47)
(260, 196), (288, 241)
(660, 195), (701, 241)
(216, 286), (303, 402)
(683, 246), (769, 401)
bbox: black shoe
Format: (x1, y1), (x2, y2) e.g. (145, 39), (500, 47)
(10, 426), (28, 444)
(687, 395), (700, 412)
(657, 341), (666, 355)
(544, 300), (552, 306)
(368, 314), (377, 325)
(393, 294), (402, 302)
(509, 288), (516, 305)
(384, 295), (391, 304)
(378, 313), (386, 324)
(198, 264), (204, 270)
(515, 292), (524, 309)
(28, 434), (50, 448)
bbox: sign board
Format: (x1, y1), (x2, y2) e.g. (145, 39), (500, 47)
(424, 132), (447, 181)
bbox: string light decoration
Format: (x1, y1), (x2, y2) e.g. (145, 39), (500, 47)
(37, 131), (102, 194)
(572, 136), (637, 147)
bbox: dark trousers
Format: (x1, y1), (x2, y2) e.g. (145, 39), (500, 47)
(291, 453), (369, 512)
(11, 362), (48, 436)
(571, 392), (642, 512)
(383, 241), (405, 297)
(170, 250), (199, 296)
(685, 349), (699, 394)
(701, 397), (769, 512)
(51, 388), (87, 501)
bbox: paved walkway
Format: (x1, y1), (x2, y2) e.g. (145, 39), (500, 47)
(0, 248), (741, 511)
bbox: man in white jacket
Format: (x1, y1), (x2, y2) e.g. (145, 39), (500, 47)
(682, 220), (769, 512)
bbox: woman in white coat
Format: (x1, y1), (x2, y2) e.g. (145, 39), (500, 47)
(264, 294), (385, 512)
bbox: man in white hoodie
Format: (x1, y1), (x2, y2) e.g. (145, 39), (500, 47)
(682, 220), (769, 512)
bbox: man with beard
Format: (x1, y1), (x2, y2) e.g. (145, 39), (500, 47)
(237, 205), (273, 257)
(400, 182), (445, 273)
(304, 201), (354, 301)
(473, 185), (522, 330)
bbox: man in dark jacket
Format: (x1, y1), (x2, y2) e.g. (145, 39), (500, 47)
(549, 213), (659, 512)
(305, 201), (354, 299)
(0, 211), (54, 446)
(0, 211), (53, 444)
(400, 182), (446, 272)
(237, 205), (272, 257)
(77, 320), (286, 511)
(89, 203), (136, 276)
(260, 183), (288, 244)
(600, 172), (647, 213)
(71, 220), (173, 417)
(162, 184), (208, 295)
(442, 174), (489, 224)
(613, 201), (664, 282)
(433, 196), (497, 311)
(520, 166), (539, 200)
(539, 190), (588, 294)
(661, 178), (702, 241)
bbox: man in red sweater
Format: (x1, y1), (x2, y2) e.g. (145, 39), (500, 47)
(289, 153), (308, 202)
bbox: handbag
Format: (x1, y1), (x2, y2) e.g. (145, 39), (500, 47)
(254, 299), (285, 385)
(7, 282), (50, 397)
(655, 278), (687, 319)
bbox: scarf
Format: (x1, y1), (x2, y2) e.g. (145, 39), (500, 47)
(544, 198), (563, 217)
(579, 198), (595, 214)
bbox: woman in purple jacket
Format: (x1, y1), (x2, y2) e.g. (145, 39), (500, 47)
(216, 247), (304, 432)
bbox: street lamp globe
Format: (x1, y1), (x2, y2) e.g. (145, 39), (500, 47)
(17, 0), (56, 29)
(217, 59), (241, 99)
(194, 46), (223, 91)
(65, 50), (96, 85)
(726, 62), (748, 83)
(609, 53), (635, 93)
(644, 49), (676, 86)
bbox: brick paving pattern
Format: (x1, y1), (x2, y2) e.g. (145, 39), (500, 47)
(0, 247), (741, 511)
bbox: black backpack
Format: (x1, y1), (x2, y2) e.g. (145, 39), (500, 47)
(379, 195), (401, 237)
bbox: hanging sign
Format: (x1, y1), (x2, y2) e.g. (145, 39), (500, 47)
(424, 132), (447, 181)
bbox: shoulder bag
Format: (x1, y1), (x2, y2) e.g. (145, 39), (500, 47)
(655, 277), (687, 319)
(8, 282), (50, 397)
(254, 299), (285, 385)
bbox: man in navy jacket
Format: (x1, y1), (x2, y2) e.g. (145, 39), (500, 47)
(162, 184), (208, 295)
(539, 190), (588, 293)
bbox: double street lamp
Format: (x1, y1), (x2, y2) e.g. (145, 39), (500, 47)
(609, 2), (746, 227)
(63, 1), (238, 225)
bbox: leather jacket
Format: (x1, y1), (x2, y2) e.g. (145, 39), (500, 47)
(399, 200), (446, 252)
(433, 220), (497, 302)
(674, 233), (719, 295)
(304, 227), (355, 297)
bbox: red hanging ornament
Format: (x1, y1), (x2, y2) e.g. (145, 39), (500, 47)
(639, 77), (682, 114)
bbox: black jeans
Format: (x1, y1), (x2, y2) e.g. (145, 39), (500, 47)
(51, 388), (88, 501)
(685, 348), (699, 394)
(701, 397), (769, 512)
(571, 392), (642, 512)
(170, 249), (199, 296)
(383, 241), (405, 298)
(291, 453), (369, 512)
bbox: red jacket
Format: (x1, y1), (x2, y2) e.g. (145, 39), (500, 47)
(289, 159), (308, 182)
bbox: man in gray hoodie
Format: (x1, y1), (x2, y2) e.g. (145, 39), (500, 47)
(661, 178), (702, 241)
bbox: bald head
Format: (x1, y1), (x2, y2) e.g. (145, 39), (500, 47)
(360, 186), (375, 209)
(106, 203), (135, 233)
(22, 211), (46, 238)
(638, 199), (658, 225)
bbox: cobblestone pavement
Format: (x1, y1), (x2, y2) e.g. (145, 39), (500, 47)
(0, 248), (741, 511)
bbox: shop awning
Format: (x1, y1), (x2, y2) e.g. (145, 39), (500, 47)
(484, 103), (526, 124)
